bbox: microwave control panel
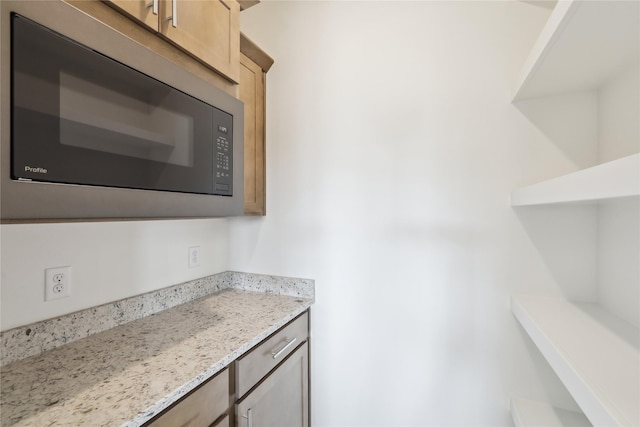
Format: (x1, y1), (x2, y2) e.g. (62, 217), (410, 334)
(213, 110), (233, 196)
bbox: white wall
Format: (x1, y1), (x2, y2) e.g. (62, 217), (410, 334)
(598, 200), (640, 328)
(597, 60), (640, 327)
(234, 2), (589, 425)
(598, 61), (640, 163)
(0, 219), (230, 330)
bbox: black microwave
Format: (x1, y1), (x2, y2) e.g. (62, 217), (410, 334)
(1, 2), (244, 220)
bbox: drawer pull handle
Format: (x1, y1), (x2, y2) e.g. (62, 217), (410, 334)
(271, 337), (297, 359)
(242, 408), (253, 427)
(145, 0), (158, 15)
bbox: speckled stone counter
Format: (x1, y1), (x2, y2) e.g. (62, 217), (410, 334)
(0, 272), (314, 427)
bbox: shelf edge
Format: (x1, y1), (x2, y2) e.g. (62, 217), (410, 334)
(511, 153), (640, 206)
(512, 0), (578, 102)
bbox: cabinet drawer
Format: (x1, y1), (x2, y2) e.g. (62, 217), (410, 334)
(236, 312), (308, 398)
(213, 414), (229, 427)
(146, 368), (229, 427)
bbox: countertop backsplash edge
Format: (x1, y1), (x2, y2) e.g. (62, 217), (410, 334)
(229, 270), (316, 299)
(1, 271), (315, 366)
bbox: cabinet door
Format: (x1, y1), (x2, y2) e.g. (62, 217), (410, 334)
(159, 0), (240, 82)
(103, 0), (159, 31)
(236, 342), (309, 427)
(239, 53), (265, 215)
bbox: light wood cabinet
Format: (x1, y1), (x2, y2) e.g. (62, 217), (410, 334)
(103, 0), (159, 30)
(239, 34), (273, 215)
(66, 0), (236, 96)
(238, 0), (259, 11)
(159, 0), (240, 83)
(104, 0), (240, 83)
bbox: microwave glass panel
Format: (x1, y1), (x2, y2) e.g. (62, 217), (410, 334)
(59, 72), (194, 168)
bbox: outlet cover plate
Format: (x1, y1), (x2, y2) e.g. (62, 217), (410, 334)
(45, 266), (71, 301)
(188, 246), (201, 268)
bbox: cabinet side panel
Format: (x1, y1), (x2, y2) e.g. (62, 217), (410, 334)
(239, 53), (266, 215)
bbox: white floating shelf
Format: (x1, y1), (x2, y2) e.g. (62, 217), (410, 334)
(513, 0), (639, 101)
(511, 295), (640, 427)
(511, 398), (591, 427)
(511, 153), (640, 206)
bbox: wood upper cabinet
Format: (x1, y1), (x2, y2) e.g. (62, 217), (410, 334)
(104, 0), (240, 83)
(240, 53), (265, 215)
(239, 34), (273, 215)
(159, 0), (240, 83)
(103, 0), (159, 30)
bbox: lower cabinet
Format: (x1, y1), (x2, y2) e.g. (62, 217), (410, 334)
(235, 342), (309, 427)
(234, 312), (309, 427)
(146, 368), (230, 427)
(143, 311), (309, 427)
(215, 415), (231, 427)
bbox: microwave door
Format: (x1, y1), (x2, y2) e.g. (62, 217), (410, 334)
(11, 13), (218, 196)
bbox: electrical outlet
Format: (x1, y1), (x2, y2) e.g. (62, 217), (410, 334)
(45, 266), (71, 301)
(188, 246), (201, 268)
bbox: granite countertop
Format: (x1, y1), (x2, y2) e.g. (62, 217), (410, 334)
(0, 277), (313, 427)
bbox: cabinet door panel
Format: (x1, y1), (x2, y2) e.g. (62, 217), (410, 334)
(103, 0), (159, 30)
(240, 53), (265, 215)
(160, 0), (240, 82)
(236, 342), (309, 427)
